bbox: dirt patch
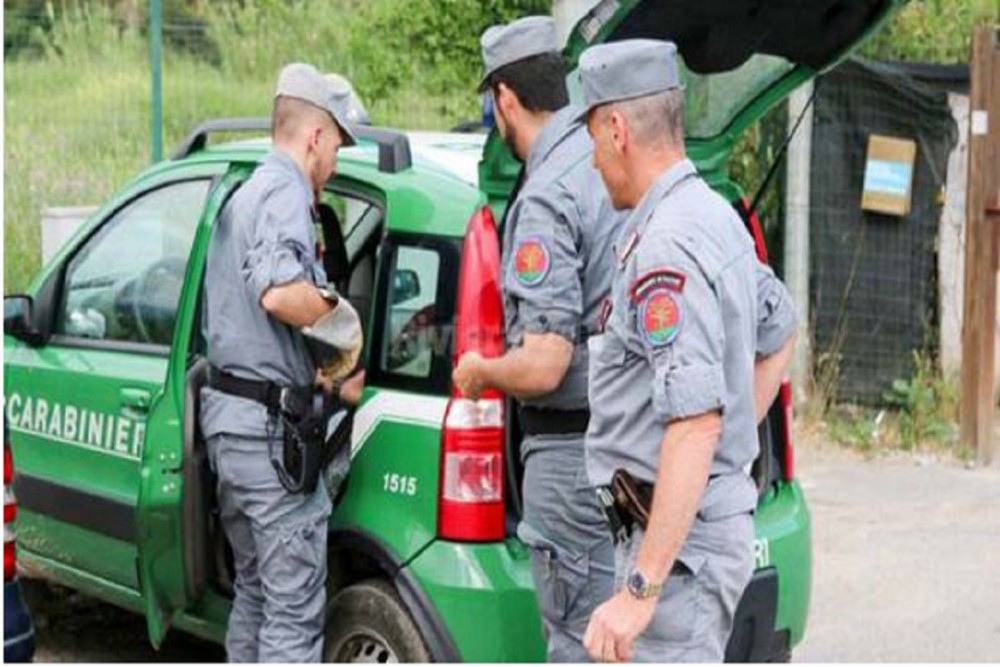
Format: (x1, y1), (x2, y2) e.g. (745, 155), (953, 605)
(21, 579), (224, 662)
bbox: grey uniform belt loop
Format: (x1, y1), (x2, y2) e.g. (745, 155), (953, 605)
(519, 406), (590, 436)
(208, 366), (287, 413)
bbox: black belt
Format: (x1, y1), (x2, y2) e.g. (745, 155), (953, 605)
(208, 367), (287, 412)
(519, 406), (590, 436)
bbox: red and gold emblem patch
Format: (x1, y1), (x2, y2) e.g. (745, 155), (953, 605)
(513, 236), (551, 286)
(639, 289), (683, 346)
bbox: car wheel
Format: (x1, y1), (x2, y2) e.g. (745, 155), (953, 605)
(324, 578), (430, 663)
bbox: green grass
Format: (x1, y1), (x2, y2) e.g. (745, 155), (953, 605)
(4, 1), (484, 293)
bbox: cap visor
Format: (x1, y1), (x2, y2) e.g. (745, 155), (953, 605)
(477, 72), (492, 94)
(339, 122), (358, 147)
(330, 109), (358, 146)
(574, 102), (597, 125)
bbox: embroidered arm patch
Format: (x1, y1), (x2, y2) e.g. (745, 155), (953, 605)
(639, 289), (683, 346)
(632, 270), (687, 347)
(630, 269), (686, 301)
(513, 236), (551, 286)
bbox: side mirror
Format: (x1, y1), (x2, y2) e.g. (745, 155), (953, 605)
(392, 269), (421, 305)
(4, 295), (41, 346)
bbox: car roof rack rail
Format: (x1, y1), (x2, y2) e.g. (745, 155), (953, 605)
(170, 117), (412, 174)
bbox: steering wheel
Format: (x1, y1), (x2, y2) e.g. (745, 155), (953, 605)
(131, 256), (189, 345)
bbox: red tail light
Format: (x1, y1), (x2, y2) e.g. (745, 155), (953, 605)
(779, 381), (795, 481)
(740, 197), (769, 264)
(438, 206), (507, 542)
(4, 437), (18, 581)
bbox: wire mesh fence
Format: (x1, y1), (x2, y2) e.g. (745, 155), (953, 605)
(807, 58), (959, 405)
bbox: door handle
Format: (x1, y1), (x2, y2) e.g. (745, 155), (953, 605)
(120, 387), (152, 414)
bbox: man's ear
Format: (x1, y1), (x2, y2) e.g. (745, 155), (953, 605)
(609, 109), (629, 156)
(495, 82), (519, 120)
(307, 124), (323, 151)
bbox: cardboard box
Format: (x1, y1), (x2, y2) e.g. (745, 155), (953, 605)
(861, 135), (917, 216)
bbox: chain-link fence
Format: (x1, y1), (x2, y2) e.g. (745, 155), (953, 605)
(806, 58), (959, 405)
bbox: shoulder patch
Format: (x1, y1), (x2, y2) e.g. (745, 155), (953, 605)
(514, 236), (551, 287)
(639, 289), (683, 347)
(630, 269), (687, 302)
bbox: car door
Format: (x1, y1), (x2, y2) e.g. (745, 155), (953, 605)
(133, 166), (247, 648)
(5, 177), (212, 594)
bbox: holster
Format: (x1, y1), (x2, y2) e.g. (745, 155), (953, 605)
(274, 388), (352, 495)
(610, 468), (654, 532)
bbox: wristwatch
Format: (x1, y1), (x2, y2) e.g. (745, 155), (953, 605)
(626, 569), (663, 600)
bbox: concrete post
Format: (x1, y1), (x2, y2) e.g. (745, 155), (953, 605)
(784, 83), (815, 406)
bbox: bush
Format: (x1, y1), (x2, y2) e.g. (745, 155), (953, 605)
(4, 0), (552, 292)
(4, 0), (55, 60)
(860, 0), (999, 63)
(4, 0), (222, 65)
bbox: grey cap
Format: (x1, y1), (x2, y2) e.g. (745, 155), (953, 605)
(576, 40), (682, 119)
(324, 73), (371, 126)
(479, 15), (559, 91)
(275, 62), (358, 146)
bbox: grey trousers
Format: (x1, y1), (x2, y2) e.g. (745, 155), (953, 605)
(519, 433), (615, 662)
(615, 515), (754, 662)
(208, 433), (332, 663)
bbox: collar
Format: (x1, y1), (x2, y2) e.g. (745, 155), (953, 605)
(525, 105), (583, 175)
(615, 159), (698, 265)
(263, 149), (314, 204)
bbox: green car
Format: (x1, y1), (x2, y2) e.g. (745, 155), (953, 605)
(4, 1), (900, 661)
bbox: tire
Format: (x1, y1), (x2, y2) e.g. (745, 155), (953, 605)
(324, 578), (430, 663)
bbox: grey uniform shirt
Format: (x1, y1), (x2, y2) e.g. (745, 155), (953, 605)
(586, 160), (797, 519)
(502, 105), (623, 412)
(200, 149), (327, 440)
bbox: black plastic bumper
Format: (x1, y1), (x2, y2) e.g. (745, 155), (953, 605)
(725, 567), (789, 662)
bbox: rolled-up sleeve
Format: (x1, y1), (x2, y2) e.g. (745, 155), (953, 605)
(241, 183), (313, 303)
(755, 260), (798, 358)
(505, 191), (584, 342)
(634, 233), (726, 424)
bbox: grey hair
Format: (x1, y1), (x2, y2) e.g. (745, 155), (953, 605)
(609, 89), (685, 148)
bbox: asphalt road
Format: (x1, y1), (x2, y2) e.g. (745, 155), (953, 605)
(794, 441), (1000, 662)
(19, 434), (1000, 662)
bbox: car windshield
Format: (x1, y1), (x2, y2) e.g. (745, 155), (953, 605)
(568, 53), (794, 139)
(682, 54), (795, 138)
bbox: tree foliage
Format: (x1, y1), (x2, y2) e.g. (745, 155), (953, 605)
(860, 0), (999, 63)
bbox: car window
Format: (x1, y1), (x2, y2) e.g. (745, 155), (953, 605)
(567, 53), (793, 139)
(58, 179), (211, 347)
(319, 189), (375, 243)
(368, 235), (460, 396)
(682, 55), (794, 138)
(381, 246), (442, 379)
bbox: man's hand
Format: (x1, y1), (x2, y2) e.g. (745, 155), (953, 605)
(339, 369), (365, 406)
(584, 590), (657, 662)
(453, 351), (486, 399)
